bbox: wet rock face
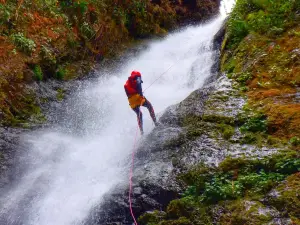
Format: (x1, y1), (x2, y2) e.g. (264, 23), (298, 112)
(0, 127), (25, 189)
(86, 74), (281, 225)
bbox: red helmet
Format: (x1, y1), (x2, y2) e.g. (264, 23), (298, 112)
(130, 70), (141, 78)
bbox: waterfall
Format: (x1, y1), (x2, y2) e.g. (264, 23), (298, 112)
(0, 1), (235, 224)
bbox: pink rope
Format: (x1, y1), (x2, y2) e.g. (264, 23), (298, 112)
(128, 122), (140, 225)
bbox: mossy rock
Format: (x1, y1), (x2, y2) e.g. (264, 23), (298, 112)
(138, 210), (166, 225)
(268, 174), (300, 219)
(160, 217), (192, 225)
(202, 114), (235, 126)
(166, 199), (194, 220)
(180, 115), (202, 127)
(221, 200), (273, 224)
(217, 123), (235, 140)
(2, 92), (46, 127)
(56, 88), (65, 101)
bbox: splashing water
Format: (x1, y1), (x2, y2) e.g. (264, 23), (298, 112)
(0, 1), (235, 225)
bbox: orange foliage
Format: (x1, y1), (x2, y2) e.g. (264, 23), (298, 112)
(248, 88), (296, 100)
(241, 25), (300, 140)
(47, 29), (60, 41)
(265, 103), (300, 139)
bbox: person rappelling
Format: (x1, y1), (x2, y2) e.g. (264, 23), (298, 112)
(124, 71), (158, 135)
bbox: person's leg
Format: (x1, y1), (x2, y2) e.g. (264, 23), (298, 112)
(142, 99), (157, 125)
(132, 106), (143, 134)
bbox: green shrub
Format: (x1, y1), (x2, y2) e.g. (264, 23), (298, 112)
(275, 158), (300, 174)
(289, 136), (300, 146)
(202, 176), (243, 203)
(11, 32), (36, 55)
(33, 65), (43, 81)
(0, 4), (11, 26)
(56, 66), (66, 80)
(154, 151), (299, 224)
(182, 186), (197, 198)
(181, 151), (300, 204)
(227, 19), (249, 49)
(226, 0), (298, 49)
(240, 115), (267, 133)
(236, 72), (252, 85)
(238, 171), (285, 194)
(226, 0), (253, 49)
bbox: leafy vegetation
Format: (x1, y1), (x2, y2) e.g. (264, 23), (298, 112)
(290, 137), (300, 147)
(222, 0), (300, 140)
(33, 65), (43, 81)
(55, 65), (66, 80)
(140, 1), (300, 224)
(11, 32), (36, 55)
(225, 0), (299, 49)
(139, 151), (300, 224)
(0, 0), (220, 126)
(240, 114), (267, 133)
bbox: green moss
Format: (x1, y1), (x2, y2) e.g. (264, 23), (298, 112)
(160, 217), (191, 225)
(240, 132), (264, 145)
(217, 123), (235, 140)
(210, 94), (230, 102)
(40, 97), (49, 103)
(235, 72), (253, 85)
(166, 198), (194, 219)
(181, 115), (202, 127)
(219, 200), (273, 225)
(138, 210), (165, 225)
(178, 115), (210, 141)
(202, 114), (235, 126)
(56, 88), (65, 101)
(269, 174), (300, 219)
(266, 136), (281, 146)
(2, 93), (46, 127)
(223, 57), (237, 74)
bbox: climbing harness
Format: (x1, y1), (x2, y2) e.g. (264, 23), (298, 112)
(128, 46), (195, 225)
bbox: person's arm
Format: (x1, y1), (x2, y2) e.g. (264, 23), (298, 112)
(124, 85), (131, 97)
(136, 77), (143, 96)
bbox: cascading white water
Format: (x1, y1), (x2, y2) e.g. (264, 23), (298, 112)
(0, 1), (235, 224)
